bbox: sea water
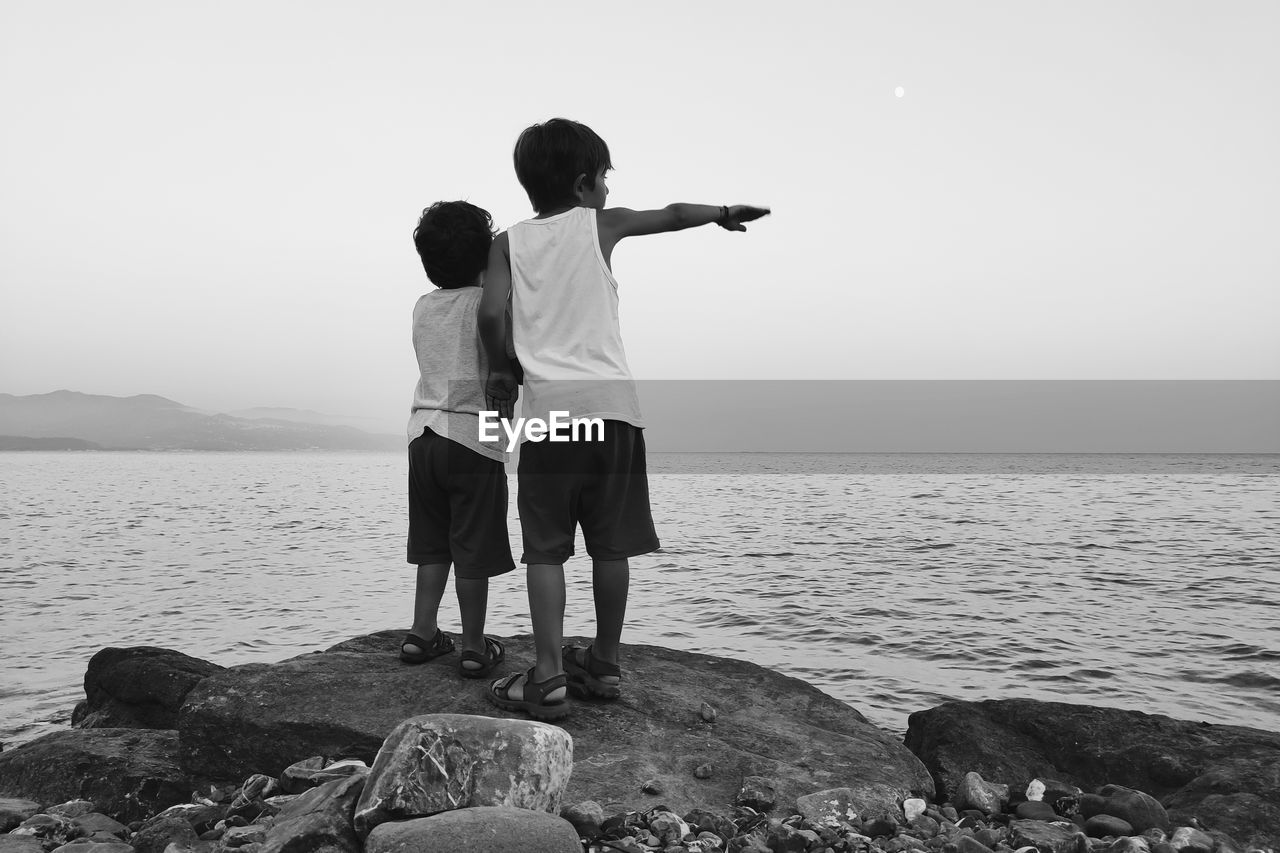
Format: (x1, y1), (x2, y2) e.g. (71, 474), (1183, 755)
(2, 451), (1277, 746)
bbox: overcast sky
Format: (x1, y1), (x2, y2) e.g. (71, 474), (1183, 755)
(2, 1), (1277, 434)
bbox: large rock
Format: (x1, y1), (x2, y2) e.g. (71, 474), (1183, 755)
(904, 699), (1280, 847)
(73, 647), (224, 730)
(363, 806), (580, 853)
(260, 770), (368, 853)
(1, 798), (42, 832)
(179, 632), (932, 814)
(354, 715), (571, 835)
(0, 729), (189, 822)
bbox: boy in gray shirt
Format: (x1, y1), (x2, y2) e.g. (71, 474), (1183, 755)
(401, 200), (513, 677)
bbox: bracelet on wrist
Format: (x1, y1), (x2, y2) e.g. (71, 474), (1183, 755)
(717, 205), (729, 226)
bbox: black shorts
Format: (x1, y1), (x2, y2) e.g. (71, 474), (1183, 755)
(407, 427), (515, 579)
(517, 420), (660, 565)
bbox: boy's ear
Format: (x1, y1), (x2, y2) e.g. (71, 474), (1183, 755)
(572, 172), (589, 201)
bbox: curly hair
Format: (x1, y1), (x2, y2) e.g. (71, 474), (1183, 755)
(513, 118), (612, 213)
(412, 201), (495, 288)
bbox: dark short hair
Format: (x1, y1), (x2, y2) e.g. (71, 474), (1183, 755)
(412, 201), (494, 288)
(513, 118), (612, 213)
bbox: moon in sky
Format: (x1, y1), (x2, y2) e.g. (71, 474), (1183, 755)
(895, 86), (905, 98)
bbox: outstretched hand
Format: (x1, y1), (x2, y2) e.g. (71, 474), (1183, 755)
(718, 205), (772, 232)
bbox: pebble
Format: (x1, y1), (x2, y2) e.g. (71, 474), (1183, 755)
(700, 702), (718, 723)
(1013, 801), (1057, 821)
(1025, 780), (1046, 802)
(694, 764), (713, 779)
(904, 799), (928, 823)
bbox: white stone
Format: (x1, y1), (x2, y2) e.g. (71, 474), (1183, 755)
(903, 798), (928, 822)
(1026, 779), (1046, 802)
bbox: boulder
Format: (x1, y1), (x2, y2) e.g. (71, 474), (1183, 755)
(353, 715), (571, 835)
(363, 806), (581, 853)
(1, 798), (42, 832)
(0, 729), (189, 823)
(179, 632), (932, 814)
(74, 648), (224, 730)
(904, 699), (1280, 847)
(259, 769), (368, 853)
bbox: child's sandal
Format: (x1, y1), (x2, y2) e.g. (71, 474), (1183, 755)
(458, 636), (505, 679)
(487, 666), (570, 721)
(399, 628), (454, 664)
(562, 644), (622, 700)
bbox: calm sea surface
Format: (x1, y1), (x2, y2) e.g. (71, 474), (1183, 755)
(2, 451), (1277, 747)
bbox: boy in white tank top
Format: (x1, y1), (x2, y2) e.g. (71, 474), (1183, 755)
(478, 118), (769, 720)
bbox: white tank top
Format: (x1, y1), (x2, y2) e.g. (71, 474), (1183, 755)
(507, 206), (644, 432)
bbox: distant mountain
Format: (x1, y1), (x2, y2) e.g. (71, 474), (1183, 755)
(227, 406), (394, 434)
(0, 391), (402, 451)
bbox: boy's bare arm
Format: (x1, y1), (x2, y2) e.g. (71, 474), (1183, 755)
(477, 232), (517, 416)
(597, 204), (770, 258)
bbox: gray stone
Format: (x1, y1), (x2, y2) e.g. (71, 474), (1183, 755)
(52, 845), (133, 853)
(278, 758), (366, 796)
(259, 770), (368, 853)
(1092, 786), (1169, 834)
(1016, 802), (1060, 821)
(130, 815), (198, 853)
(0, 839), (44, 853)
(0, 729), (188, 823)
(75, 647), (223, 730)
(46, 802), (97, 819)
(1008, 820), (1086, 853)
(1167, 827), (1213, 853)
(955, 772), (1009, 815)
(956, 836), (996, 853)
(559, 800), (603, 839)
(221, 826), (267, 848)
(1107, 838), (1150, 853)
(363, 806), (580, 853)
(72, 814), (130, 839)
(353, 714), (571, 836)
(1084, 815), (1134, 838)
(1, 798), (42, 832)
(734, 777), (777, 813)
(178, 632), (933, 815)
(797, 786), (900, 826)
(12, 813), (85, 848)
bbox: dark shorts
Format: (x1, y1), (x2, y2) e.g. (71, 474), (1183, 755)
(517, 420), (660, 564)
(407, 427), (516, 579)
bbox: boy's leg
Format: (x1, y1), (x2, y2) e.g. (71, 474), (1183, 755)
(590, 557), (628, 684)
(406, 563), (450, 653)
(455, 577), (488, 667)
(502, 563), (566, 701)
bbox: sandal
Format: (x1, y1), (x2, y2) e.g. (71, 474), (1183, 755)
(562, 644), (622, 699)
(458, 636), (505, 679)
(487, 666), (570, 721)
(399, 629), (454, 664)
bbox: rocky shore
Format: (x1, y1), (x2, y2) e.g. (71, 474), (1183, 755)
(0, 633), (1276, 853)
